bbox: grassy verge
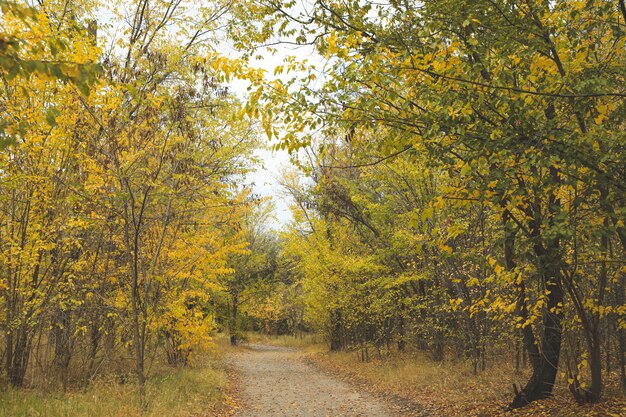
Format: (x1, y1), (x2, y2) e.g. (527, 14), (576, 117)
(0, 353), (231, 417)
(309, 348), (626, 417)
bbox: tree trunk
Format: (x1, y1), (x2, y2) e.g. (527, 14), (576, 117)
(397, 313), (406, 352)
(86, 319), (102, 379)
(5, 326), (31, 387)
(52, 308), (73, 391)
(329, 308), (343, 351)
(131, 269), (146, 407)
(587, 332), (603, 402)
(432, 331), (444, 362)
(510, 182), (565, 409)
(502, 209), (542, 372)
(610, 217), (626, 393)
(510, 271), (563, 408)
(230, 292), (239, 346)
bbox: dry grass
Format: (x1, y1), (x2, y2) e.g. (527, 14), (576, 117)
(241, 331), (323, 350)
(0, 352), (230, 417)
(305, 345), (626, 417)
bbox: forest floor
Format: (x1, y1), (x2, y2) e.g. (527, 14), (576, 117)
(308, 351), (626, 417)
(225, 334), (626, 417)
(226, 343), (420, 416)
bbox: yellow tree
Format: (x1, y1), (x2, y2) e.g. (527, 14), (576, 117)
(0, 0), (262, 398)
(0, 0), (101, 386)
(83, 0), (260, 401)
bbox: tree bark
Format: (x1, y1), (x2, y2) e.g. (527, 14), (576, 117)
(510, 183), (565, 408)
(510, 260), (563, 408)
(5, 327), (31, 387)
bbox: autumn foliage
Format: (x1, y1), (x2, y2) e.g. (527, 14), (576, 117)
(0, 0), (259, 402)
(1, 0), (626, 414)
(229, 0), (626, 411)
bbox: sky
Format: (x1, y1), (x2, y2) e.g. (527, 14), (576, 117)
(250, 147), (293, 228)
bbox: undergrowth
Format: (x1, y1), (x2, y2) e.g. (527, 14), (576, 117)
(0, 353), (229, 417)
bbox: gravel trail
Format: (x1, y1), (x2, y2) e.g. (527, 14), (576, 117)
(229, 344), (396, 417)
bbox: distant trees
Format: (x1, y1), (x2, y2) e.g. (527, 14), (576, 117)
(222, 202), (279, 345)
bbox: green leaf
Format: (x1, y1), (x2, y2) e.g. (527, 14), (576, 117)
(45, 107), (60, 127)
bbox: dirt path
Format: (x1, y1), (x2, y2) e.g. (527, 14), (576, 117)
(228, 344), (396, 417)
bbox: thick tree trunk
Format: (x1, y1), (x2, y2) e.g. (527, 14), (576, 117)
(52, 308), (73, 391)
(5, 327), (31, 387)
(510, 272), (563, 408)
(510, 181), (565, 409)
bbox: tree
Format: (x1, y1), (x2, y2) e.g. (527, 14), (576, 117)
(0, 0), (262, 404)
(232, 0), (626, 407)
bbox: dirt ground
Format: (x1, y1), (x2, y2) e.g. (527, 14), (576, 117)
(227, 344), (397, 417)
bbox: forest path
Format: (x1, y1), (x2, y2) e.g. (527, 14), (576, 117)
(228, 344), (397, 417)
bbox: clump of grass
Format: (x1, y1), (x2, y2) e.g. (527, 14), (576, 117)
(0, 354), (228, 417)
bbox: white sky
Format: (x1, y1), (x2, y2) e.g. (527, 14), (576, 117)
(250, 147), (292, 228)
